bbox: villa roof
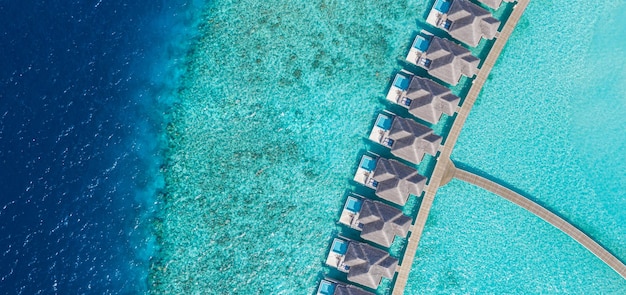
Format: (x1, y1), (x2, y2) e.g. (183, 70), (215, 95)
(335, 283), (375, 295)
(372, 158), (426, 206)
(477, 0), (515, 10)
(358, 199), (412, 247)
(387, 116), (442, 164)
(344, 242), (398, 289)
(402, 75), (460, 123)
(446, 0), (500, 47)
(423, 36), (480, 85)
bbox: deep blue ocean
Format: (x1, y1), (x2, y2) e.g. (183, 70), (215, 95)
(0, 1), (199, 293)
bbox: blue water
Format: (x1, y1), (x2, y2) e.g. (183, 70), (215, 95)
(0, 1), (199, 293)
(12, 0), (617, 293)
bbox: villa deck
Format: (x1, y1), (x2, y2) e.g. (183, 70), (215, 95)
(353, 155), (379, 189)
(405, 33), (433, 69)
(368, 113), (393, 147)
(338, 194), (364, 230)
(426, 0), (452, 28)
(386, 72), (411, 104)
(325, 238), (350, 272)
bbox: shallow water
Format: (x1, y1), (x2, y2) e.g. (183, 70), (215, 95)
(150, 1), (438, 293)
(406, 0), (626, 293)
(153, 0), (626, 294)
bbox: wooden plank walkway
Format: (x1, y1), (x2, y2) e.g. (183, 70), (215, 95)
(391, 1), (531, 294)
(454, 168), (626, 279)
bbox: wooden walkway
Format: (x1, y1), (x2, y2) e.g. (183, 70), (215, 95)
(454, 167), (626, 279)
(391, 1), (531, 294)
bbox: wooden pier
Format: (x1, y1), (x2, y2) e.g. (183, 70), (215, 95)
(454, 167), (626, 279)
(391, 0), (531, 294)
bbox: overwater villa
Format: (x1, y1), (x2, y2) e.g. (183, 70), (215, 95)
(339, 194), (412, 248)
(426, 0), (500, 47)
(477, 0), (516, 10)
(386, 72), (460, 124)
(316, 279), (375, 295)
(325, 238), (398, 289)
(353, 155), (426, 206)
(369, 112), (442, 164)
(406, 32), (480, 85)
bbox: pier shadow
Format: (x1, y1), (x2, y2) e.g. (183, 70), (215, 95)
(421, 0), (436, 22)
(453, 160), (535, 201)
(312, 272), (324, 295)
(452, 161), (626, 263)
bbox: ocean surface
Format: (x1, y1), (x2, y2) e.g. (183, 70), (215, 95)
(2, 0), (625, 294)
(0, 1), (200, 293)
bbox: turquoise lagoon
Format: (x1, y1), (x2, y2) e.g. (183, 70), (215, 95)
(151, 1), (431, 294)
(405, 0), (626, 293)
(151, 0), (626, 294)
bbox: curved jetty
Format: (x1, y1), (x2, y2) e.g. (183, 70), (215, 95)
(454, 167), (626, 279)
